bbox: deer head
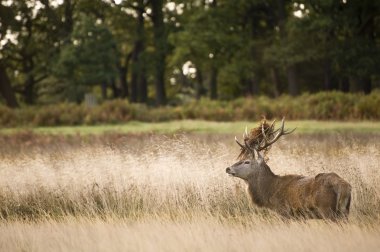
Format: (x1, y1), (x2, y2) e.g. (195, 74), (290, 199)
(225, 155), (266, 180)
(226, 117), (295, 180)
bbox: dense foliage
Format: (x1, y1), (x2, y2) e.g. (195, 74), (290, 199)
(1, 91), (379, 127)
(0, 0), (379, 108)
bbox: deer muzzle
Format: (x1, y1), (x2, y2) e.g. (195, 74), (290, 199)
(226, 167), (236, 176)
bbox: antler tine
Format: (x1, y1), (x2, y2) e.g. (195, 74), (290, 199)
(244, 126), (249, 139)
(235, 118), (294, 159)
(256, 117), (295, 151)
(283, 127), (297, 135)
(261, 122), (268, 146)
(269, 119), (276, 131)
(235, 136), (245, 149)
(272, 127), (281, 134)
(258, 118), (276, 150)
(237, 126), (256, 159)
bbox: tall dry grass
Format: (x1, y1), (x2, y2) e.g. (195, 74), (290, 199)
(0, 133), (379, 251)
(2, 218), (380, 252)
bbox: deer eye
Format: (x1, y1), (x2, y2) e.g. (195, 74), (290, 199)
(244, 161), (250, 164)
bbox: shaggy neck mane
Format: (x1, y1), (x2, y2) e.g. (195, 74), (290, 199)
(246, 162), (277, 207)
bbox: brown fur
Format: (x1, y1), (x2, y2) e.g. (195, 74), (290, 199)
(246, 162), (352, 220)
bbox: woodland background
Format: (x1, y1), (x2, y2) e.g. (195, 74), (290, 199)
(0, 0), (379, 123)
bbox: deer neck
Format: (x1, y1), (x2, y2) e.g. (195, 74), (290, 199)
(246, 163), (277, 207)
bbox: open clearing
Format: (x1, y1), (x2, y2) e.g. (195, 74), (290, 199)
(0, 131), (380, 251)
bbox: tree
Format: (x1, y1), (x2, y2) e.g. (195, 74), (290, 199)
(0, 0), (72, 105)
(0, 2), (19, 108)
(1, 0), (379, 108)
(150, 0), (168, 105)
(170, 0), (242, 100)
(2, 0), (49, 104)
(129, 0), (148, 103)
(54, 14), (118, 102)
(0, 63), (19, 108)
(337, 0), (380, 94)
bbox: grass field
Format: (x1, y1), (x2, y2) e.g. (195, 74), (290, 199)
(0, 125), (380, 251)
(2, 120), (380, 135)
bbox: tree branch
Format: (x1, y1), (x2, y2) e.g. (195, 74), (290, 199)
(35, 74), (48, 84)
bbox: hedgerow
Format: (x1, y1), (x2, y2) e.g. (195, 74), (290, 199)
(1, 91), (379, 127)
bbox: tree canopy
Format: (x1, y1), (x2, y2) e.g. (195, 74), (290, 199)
(0, 0), (379, 107)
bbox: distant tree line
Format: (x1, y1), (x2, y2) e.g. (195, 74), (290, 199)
(0, 0), (379, 108)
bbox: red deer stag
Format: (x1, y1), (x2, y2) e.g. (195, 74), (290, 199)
(226, 118), (351, 220)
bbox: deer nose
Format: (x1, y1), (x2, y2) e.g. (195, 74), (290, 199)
(226, 167), (231, 173)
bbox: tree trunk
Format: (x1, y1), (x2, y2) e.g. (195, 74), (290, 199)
(287, 65), (298, 96)
(324, 60), (333, 91)
(271, 68), (281, 97)
(130, 0), (147, 103)
(118, 52), (131, 98)
(24, 73), (35, 104)
(362, 77), (372, 94)
(119, 66), (128, 98)
(138, 69), (147, 103)
(101, 82), (107, 100)
(130, 63), (139, 102)
(250, 75), (260, 96)
(195, 66), (205, 100)
(151, 0), (167, 106)
(62, 0), (74, 44)
(64, 0), (74, 34)
(209, 66), (218, 100)
(110, 78), (119, 99)
(22, 18), (36, 105)
(0, 64), (19, 108)
(323, 59), (338, 91)
(354, 5), (374, 94)
(130, 25), (142, 102)
(349, 77), (361, 92)
(340, 77), (349, 93)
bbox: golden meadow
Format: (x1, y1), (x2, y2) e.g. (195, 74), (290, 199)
(0, 132), (379, 251)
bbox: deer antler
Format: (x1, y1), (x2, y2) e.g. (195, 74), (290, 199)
(256, 117), (296, 151)
(235, 117), (296, 160)
(235, 136), (245, 149)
